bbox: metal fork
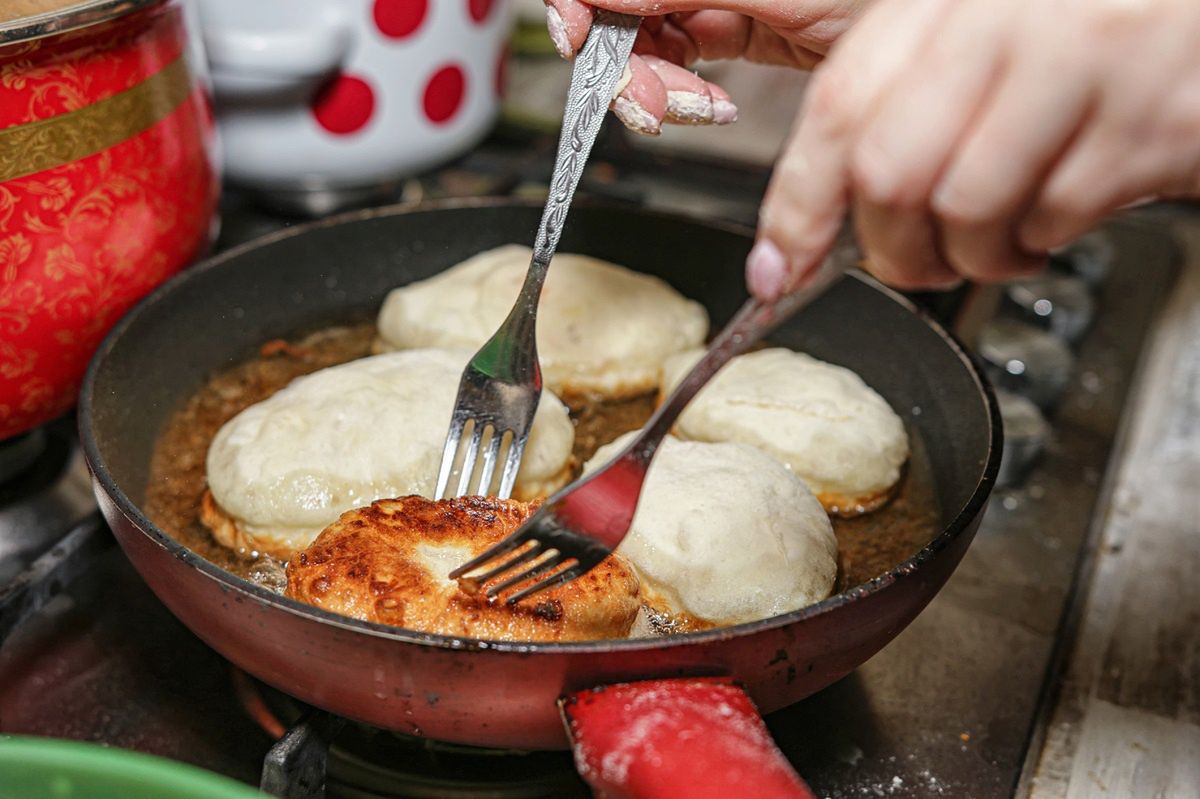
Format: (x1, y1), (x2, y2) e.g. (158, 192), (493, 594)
(433, 11), (641, 500)
(449, 231), (862, 603)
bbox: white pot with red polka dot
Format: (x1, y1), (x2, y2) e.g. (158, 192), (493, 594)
(197, 0), (510, 213)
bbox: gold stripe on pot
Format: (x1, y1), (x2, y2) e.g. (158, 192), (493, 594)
(0, 53), (191, 183)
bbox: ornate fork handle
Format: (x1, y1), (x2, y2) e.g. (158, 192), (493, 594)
(474, 11), (639, 386)
(534, 11), (640, 268)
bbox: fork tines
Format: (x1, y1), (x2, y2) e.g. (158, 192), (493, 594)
(448, 510), (612, 605)
(448, 534), (582, 605)
(435, 417), (528, 500)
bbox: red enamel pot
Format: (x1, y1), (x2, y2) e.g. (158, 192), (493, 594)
(0, 0), (218, 441)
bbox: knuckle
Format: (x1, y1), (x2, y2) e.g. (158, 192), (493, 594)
(862, 253), (951, 291)
(932, 188), (1004, 228)
(1019, 212), (1064, 252)
(759, 196), (836, 253)
(1038, 188), (1094, 225)
(849, 150), (924, 210)
(771, 155), (810, 189)
(804, 68), (855, 134)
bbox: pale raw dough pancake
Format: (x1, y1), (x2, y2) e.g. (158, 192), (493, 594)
(203, 349), (575, 559)
(585, 434), (838, 628)
(660, 348), (909, 516)
(376, 244), (708, 399)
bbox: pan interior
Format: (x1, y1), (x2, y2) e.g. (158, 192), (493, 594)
(83, 201), (995, 635)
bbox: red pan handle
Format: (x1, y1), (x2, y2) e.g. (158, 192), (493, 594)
(559, 677), (816, 799)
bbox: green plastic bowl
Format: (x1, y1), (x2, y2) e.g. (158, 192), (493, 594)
(0, 736), (264, 799)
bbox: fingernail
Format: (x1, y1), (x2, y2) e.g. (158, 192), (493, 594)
(613, 64), (632, 99)
(665, 90), (713, 124)
(612, 96), (661, 135)
(712, 98), (738, 124)
(746, 239), (789, 301)
(545, 6), (573, 59)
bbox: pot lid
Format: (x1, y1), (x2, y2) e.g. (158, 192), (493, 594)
(0, 0), (163, 45)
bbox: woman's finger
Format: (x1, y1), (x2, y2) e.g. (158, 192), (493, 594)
(1017, 123), (1176, 251)
(650, 16), (700, 65)
(847, 1), (1007, 287)
(749, 0), (953, 299)
(929, 18), (1090, 279)
(612, 54), (668, 135)
(665, 10), (751, 62)
(852, 199), (959, 290)
(544, 0), (594, 59)
(642, 55), (738, 125)
(632, 25), (659, 58)
(1018, 14), (1200, 251)
(709, 83), (738, 124)
(586, 0), (865, 37)
(850, 1), (1005, 213)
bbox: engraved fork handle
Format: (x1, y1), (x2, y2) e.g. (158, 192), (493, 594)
(483, 12), (640, 375)
(533, 11), (640, 269)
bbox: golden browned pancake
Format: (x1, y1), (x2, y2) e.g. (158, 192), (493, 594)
(286, 496), (641, 642)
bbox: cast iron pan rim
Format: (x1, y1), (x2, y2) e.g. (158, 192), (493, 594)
(80, 197), (1002, 655)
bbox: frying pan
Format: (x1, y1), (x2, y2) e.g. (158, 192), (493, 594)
(79, 199), (1000, 753)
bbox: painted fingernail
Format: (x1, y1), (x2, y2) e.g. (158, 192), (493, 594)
(712, 98), (738, 124)
(545, 6), (574, 59)
(613, 64), (632, 99)
(746, 239), (789, 301)
(665, 90), (713, 124)
(612, 96), (661, 136)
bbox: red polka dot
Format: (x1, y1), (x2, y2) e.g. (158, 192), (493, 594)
(423, 64), (466, 124)
(468, 0), (494, 24)
(373, 0), (428, 39)
(495, 47), (508, 98)
(311, 73), (376, 135)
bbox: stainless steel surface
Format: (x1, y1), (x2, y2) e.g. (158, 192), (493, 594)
(994, 389), (1049, 488)
(435, 12), (639, 501)
(979, 318), (1076, 410)
(0, 0), (162, 44)
(453, 235), (855, 603)
(1054, 230), (1116, 287)
(1005, 274), (1095, 343)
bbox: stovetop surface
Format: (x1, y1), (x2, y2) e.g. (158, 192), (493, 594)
(0, 122), (1182, 798)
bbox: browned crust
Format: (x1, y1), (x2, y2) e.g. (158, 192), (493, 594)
(818, 482), (900, 518)
(637, 586), (718, 634)
(285, 495), (641, 642)
(199, 490), (301, 560)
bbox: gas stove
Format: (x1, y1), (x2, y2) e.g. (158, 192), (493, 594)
(0, 120), (1182, 798)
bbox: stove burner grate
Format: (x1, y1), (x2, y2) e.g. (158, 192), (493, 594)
(245, 678), (586, 799)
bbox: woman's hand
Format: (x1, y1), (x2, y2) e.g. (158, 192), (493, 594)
(543, 0), (866, 134)
(748, 0), (1200, 297)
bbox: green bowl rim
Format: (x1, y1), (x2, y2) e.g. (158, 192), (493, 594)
(0, 736), (263, 799)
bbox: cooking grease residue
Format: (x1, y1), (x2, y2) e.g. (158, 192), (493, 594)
(143, 323), (940, 610)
